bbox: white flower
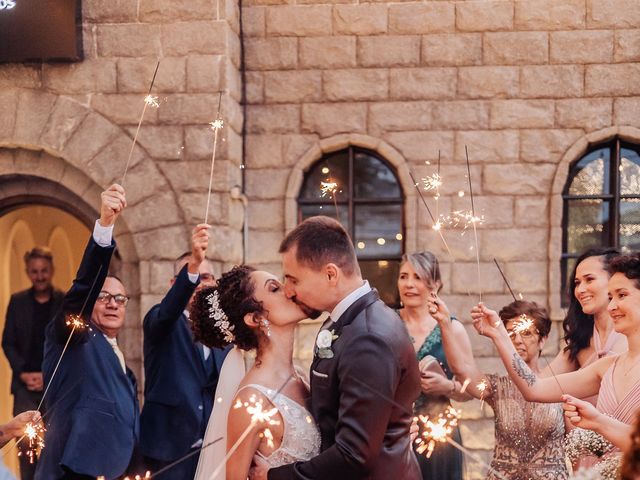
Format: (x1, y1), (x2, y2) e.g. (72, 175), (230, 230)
(316, 330), (333, 349)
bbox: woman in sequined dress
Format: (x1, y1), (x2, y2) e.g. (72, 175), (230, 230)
(431, 298), (569, 480)
(396, 252), (473, 480)
(472, 253), (640, 475)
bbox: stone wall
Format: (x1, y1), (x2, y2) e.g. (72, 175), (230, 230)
(241, 0), (640, 476)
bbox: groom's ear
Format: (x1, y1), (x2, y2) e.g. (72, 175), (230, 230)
(325, 263), (339, 286)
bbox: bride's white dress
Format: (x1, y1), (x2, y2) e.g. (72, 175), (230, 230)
(194, 348), (320, 480)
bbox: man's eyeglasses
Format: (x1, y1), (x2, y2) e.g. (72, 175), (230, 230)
(97, 291), (129, 306)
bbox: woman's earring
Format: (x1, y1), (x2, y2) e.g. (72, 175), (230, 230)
(261, 319), (271, 337)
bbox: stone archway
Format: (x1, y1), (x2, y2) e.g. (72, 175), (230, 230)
(283, 133), (418, 251)
(547, 126), (640, 318)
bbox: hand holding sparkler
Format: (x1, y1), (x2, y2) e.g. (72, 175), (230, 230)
(562, 394), (605, 430)
(99, 184), (127, 228)
(470, 303), (505, 338)
(426, 292), (452, 326)
(0, 411), (41, 448)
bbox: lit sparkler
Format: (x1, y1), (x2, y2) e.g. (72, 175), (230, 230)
(415, 406), (460, 458)
(18, 422), (45, 464)
(440, 210), (485, 233)
(65, 314), (89, 331)
(513, 314), (535, 336)
(122, 60), (161, 186)
(422, 172), (442, 192)
(320, 181), (338, 198)
(123, 472), (151, 480)
(477, 379), (489, 410)
(465, 146), (483, 302)
(204, 92), (224, 225)
(409, 170), (452, 255)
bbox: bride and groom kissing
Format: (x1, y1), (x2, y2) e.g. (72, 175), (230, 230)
(191, 216), (422, 480)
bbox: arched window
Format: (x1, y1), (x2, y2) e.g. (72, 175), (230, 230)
(562, 138), (640, 302)
(298, 147), (404, 306)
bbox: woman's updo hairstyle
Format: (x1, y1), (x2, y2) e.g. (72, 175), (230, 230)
(190, 265), (264, 350)
(609, 252), (640, 289)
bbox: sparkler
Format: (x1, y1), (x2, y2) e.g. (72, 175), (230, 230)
(409, 170), (452, 256)
(493, 258), (517, 302)
(465, 146), (482, 302)
(17, 422), (45, 464)
(122, 60), (161, 186)
(476, 379), (489, 410)
(204, 92), (224, 225)
(415, 406), (459, 458)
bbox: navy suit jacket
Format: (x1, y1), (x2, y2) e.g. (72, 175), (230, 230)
(36, 237), (139, 480)
(140, 265), (229, 462)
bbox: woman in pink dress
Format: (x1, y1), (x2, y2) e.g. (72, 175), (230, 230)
(461, 252), (640, 472)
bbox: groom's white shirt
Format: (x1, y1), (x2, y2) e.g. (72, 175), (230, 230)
(328, 280), (371, 326)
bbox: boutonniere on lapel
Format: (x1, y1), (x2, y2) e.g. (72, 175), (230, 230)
(316, 329), (339, 359)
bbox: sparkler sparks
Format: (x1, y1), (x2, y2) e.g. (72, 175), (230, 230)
(415, 406), (460, 458)
(65, 314), (89, 331)
(320, 181), (338, 198)
(512, 314), (535, 336)
(144, 94), (160, 108)
(422, 172), (442, 192)
(209, 119), (224, 131)
(440, 210), (485, 233)
(123, 472), (151, 480)
(477, 379), (489, 410)
(18, 422), (45, 464)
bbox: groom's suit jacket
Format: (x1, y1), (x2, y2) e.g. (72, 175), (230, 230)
(140, 265), (229, 465)
(36, 237), (139, 480)
(269, 290), (421, 480)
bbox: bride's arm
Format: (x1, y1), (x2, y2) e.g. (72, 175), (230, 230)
(225, 393), (269, 480)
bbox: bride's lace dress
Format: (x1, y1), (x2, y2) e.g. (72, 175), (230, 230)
(243, 384), (321, 466)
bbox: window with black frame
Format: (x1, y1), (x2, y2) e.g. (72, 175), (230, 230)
(562, 138), (640, 304)
(298, 147), (405, 307)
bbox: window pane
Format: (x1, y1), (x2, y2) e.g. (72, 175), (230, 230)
(353, 151), (401, 199)
(620, 148), (640, 195)
(299, 151), (349, 202)
(354, 204), (403, 259)
(568, 148), (609, 196)
(566, 199), (609, 253)
(359, 259), (400, 307)
(300, 204), (349, 228)
(620, 199), (640, 252)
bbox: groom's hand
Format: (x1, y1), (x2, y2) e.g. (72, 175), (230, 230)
(249, 454), (270, 480)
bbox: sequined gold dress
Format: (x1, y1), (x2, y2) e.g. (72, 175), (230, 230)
(485, 374), (569, 480)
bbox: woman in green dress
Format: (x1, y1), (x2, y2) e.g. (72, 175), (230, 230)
(397, 251), (473, 480)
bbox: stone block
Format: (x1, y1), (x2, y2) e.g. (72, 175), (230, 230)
(322, 69), (387, 102)
(92, 94), (160, 125)
(300, 36), (356, 69)
(120, 158), (171, 207)
(431, 101), (490, 130)
(245, 72), (264, 104)
(130, 126), (184, 160)
(520, 129), (583, 163)
(422, 33), (482, 66)
(139, 0), (216, 22)
(484, 32), (549, 65)
(246, 134), (283, 168)
(124, 190), (182, 231)
(515, 0), (585, 29)
(58, 165), (94, 198)
(490, 100), (555, 129)
(301, 103), (367, 137)
(482, 228), (547, 261)
(182, 126), (226, 163)
(281, 134), (319, 166)
(264, 71), (322, 103)
(245, 168), (290, 199)
(483, 164), (556, 195)
(369, 102), (432, 133)
(43, 59), (117, 94)
(503, 261), (547, 294)
(384, 131), (454, 163)
(187, 55), (224, 93)
(243, 7), (266, 37)
(133, 226), (189, 261)
(615, 30), (640, 62)
(83, 0), (137, 22)
(247, 230), (283, 264)
(266, 6), (332, 36)
(555, 99), (613, 130)
(427, 163), (483, 195)
(389, 68), (456, 100)
(515, 196), (549, 227)
(457, 66), (518, 99)
(248, 199), (285, 230)
(520, 65), (584, 98)
(389, 3), (454, 34)
(456, 1), (513, 32)
(358, 36), (421, 67)
(550, 30), (613, 64)
(158, 159), (229, 193)
(118, 57), (185, 93)
(61, 113), (120, 169)
(179, 192), (227, 225)
(333, 4), (388, 35)
(587, 0), (640, 28)
(452, 262), (506, 294)
(158, 94), (221, 124)
(614, 98), (640, 127)
(244, 37), (297, 70)
(97, 24), (161, 57)
(39, 97), (90, 152)
(0, 64), (40, 89)
(162, 21), (227, 56)
(455, 131), (519, 163)
(84, 136), (146, 189)
(586, 64), (640, 96)
(13, 90), (57, 147)
(451, 194), (515, 227)
(247, 104), (300, 134)
(0, 91), (16, 141)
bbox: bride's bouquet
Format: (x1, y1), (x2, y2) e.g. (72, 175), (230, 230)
(565, 428), (620, 480)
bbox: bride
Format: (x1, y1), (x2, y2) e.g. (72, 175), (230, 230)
(189, 265), (321, 480)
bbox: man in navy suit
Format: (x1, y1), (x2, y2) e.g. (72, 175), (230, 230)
(36, 184), (139, 480)
(139, 223), (229, 479)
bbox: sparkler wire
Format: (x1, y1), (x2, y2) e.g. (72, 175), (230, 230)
(493, 259), (517, 302)
(204, 91), (224, 225)
(465, 146), (482, 302)
(408, 171), (452, 256)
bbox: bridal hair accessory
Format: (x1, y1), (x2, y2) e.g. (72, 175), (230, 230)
(207, 291), (235, 343)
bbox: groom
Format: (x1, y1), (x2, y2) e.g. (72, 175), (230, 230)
(254, 216), (421, 479)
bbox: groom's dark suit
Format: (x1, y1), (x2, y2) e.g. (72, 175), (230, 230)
(269, 290), (421, 480)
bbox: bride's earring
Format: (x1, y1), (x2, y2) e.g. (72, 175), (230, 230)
(261, 319), (271, 337)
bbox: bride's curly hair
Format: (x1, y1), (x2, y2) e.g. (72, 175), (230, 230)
(190, 265), (264, 350)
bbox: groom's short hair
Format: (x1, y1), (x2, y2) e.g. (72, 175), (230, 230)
(279, 216), (360, 276)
